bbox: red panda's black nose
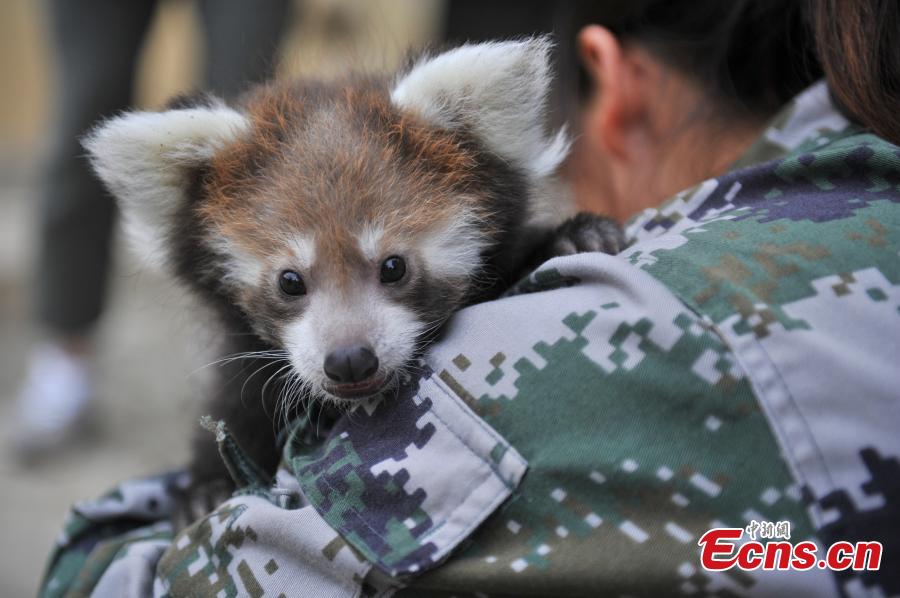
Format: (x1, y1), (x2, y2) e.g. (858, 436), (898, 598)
(324, 346), (379, 384)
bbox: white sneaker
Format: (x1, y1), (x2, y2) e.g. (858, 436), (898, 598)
(11, 342), (96, 461)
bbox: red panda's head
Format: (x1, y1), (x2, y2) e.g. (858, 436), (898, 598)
(84, 38), (568, 404)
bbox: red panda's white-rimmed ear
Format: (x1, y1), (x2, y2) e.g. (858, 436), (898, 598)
(83, 99), (249, 268)
(390, 36), (569, 179)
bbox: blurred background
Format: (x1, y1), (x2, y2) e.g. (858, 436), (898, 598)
(0, 1), (587, 595)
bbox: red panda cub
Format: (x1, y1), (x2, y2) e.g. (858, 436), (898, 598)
(85, 38), (623, 513)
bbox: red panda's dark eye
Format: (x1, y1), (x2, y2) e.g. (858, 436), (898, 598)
(278, 270), (306, 296)
(380, 256), (406, 284)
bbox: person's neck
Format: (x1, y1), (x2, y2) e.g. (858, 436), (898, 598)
(567, 108), (766, 222)
(609, 115), (766, 221)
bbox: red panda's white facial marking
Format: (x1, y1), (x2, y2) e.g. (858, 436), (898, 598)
(357, 225), (385, 261)
(287, 235), (317, 271)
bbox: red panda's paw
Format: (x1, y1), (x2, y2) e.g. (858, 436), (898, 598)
(544, 212), (627, 259)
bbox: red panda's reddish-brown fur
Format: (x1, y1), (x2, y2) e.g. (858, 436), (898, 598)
(201, 79), (494, 292)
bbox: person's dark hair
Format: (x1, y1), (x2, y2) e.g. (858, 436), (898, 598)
(576, 0), (899, 143)
(575, 0), (821, 119)
(809, 0), (900, 145)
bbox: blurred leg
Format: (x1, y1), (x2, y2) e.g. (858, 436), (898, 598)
(197, 0), (291, 100)
(15, 0), (157, 459)
(36, 0), (157, 335)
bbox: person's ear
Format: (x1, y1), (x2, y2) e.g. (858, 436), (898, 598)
(577, 25), (649, 161)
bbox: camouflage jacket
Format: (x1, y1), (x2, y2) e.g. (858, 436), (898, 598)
(41, 82), (899, 597)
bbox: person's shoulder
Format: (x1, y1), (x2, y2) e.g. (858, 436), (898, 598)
(623, 128), (900, 325)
